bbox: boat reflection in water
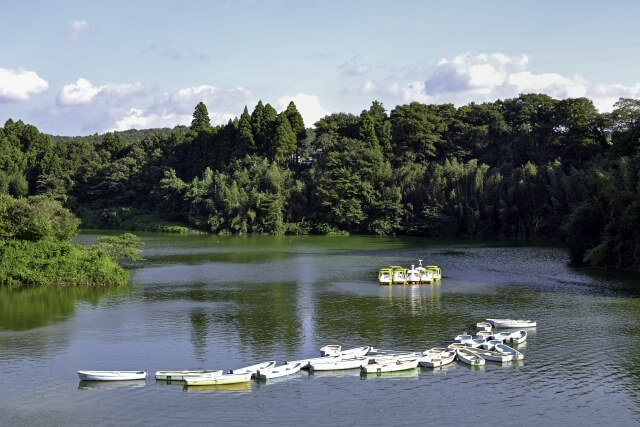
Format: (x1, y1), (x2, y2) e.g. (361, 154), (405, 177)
(78, 380), (147, 390)
(182, 382), (253, 394)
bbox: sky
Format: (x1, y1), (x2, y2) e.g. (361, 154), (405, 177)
(1, 0), (640, 136)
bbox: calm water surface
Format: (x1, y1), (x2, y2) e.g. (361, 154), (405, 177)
(1, 232), (640, 426)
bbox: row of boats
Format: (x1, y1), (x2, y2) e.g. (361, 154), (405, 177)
(76, 318), (535, 384)
(378, 260), (442, 285)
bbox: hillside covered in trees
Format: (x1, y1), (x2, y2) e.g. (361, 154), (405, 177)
(1, 94), (639, 271)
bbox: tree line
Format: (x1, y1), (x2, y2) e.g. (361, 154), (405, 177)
(1, 94), (639, 271)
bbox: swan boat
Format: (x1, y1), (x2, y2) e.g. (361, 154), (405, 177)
(378, 268), (393, 285)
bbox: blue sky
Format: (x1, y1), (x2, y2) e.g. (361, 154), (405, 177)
(1, 0), (639, 136)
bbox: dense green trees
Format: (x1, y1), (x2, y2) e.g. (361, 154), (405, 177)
(2, 95), (639, 270)
(0, 194), (142, 287)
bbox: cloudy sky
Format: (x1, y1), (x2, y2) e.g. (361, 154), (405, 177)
(1, 0), (639, 136)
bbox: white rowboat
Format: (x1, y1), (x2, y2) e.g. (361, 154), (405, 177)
(319, 345), (342, 357)
(155, 370), (222, 381)
(257, 362), (302, 380)
(418, 350), (456, 368)
(361, 358), (419, 374)
(455, 348), (485, 366)
(491, 332), (512, 342)
(486, 318), (537, 328)
(476, 321), (492, 332)
(310, 357), (370, 371)
(286, 355), (340, 369)
(494, 343), (524, 361)
(481, 339), (503, 351)
(184, 372), (252, 386)
(338, 346), (371, 358)
(508, 330), (527, 344)
(77, 370), (147, 381)
(229, 361), (276, 377)
(466, 347), (514, 363)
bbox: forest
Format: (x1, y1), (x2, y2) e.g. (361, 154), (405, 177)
(1, 94), (639, 272)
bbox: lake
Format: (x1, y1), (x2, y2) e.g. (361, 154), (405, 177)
(1, 231), (639, 426)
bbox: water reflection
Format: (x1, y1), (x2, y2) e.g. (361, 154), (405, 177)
(78, 380), (147, 390)
(0, 285), (130, 331)
(182, 382), (253, 393)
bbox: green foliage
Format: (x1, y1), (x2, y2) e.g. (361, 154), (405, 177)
(3, 95), (640, 270)
(0, 194), (79, 241)
(91, 233), (144, 262)
(0, 239), (128, 287)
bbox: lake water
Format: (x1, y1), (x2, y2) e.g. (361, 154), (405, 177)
(1, 232), (639, 426)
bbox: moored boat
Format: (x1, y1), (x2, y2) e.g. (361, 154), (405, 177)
(361, 358), (419, 374)
(310, 357), (370, 371)
(476, 331), (492, 340)
(184, 372), (252, 386)
(454, 334), (474, 345)
(466, 347), (514, 363)
(416, 260), (434, 284)
(494, 343), (524, 360)
(476, 321), (492, 332)
(77, 370), (147, 381)
(285, 355), (340, 370)
(481, 339), (502, 351)
(491, 331), (512, 342)
(455, 348), (485, 366)
(319, 344), (342, 357)
(508, 330), (527, 344)
(257, 362), (302, 380)
(447, 342), (467, 351)
(155, 370), (222, 381)
(229, 361), (276, 377)
(406, 265), (421, 284)
(418, 350), (456, 368)
(425, 265), (441, 280)
(338, 346), (371, 358)
(390, 266), (407, 284)
(466, 338), (487, 348)
(486, 318), (536, 328)
(378, 268), (393, 285)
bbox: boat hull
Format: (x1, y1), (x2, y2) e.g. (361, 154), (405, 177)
(77, 370), (147, 381)
(310, 357), (370, 371)
(155, 370), (222, 381)
(229, 361), (276, 377)
(257, 362), (302, 380)
(183, 372), (252, 386)
(455, 349), (485, 366)
(487, 318), (536, 328)
(361, 359), (419, 374)
(419, 351), (456, 368)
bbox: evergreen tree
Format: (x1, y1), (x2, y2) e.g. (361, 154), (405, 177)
(236, 106), (256, 157)
(191, 102), (212, 133)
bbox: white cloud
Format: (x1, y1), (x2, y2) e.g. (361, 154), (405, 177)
(0, 67), (49, 101)
(68, 20), (88, 40)
(587, 83), (640, 112)
(58, 78), (145, 105)
(339, 58), (371, 76)
(157, 85), (253, 114)
(104, 85), (249, 131)
(110, 108), (192, 131)
(278, 93), (331, 127)
(341, 52), (640, 112)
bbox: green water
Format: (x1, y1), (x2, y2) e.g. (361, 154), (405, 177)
(1, 232), (639, 426)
